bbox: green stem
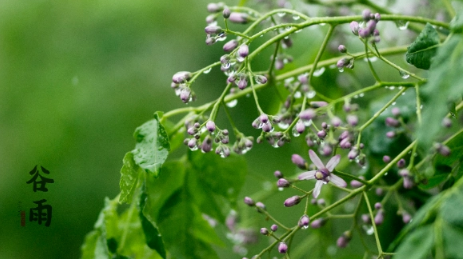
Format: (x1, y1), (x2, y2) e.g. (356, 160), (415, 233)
(309, 25), (335, 86)
(363, 191), (383, 255)
(364, 40), (380, 82)
(358, 86), (407, 132)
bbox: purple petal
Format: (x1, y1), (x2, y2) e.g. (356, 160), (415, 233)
(309, 150), (324, 169)
(326, 154), (341, 172)
(298, 170), (316, 180)
(330, 173), (347, 188)
(313, 180), (323, 198)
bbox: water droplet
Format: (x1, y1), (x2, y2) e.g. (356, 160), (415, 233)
(338, 67), (344, 73)
(292, 127), (300, 137)
(396, 20), (409, 30)
(295, 29), (302, 33)
(292, 15), (300, 20)
(236, 56), (245, 62)
(305, 90), (316, 99)
(277, 12), (286, 17)
(389, 86), (396, 90)
(302, 225), (309, 229)
(399, 70), (410, 79)
(392, 102), (396, 106)
(226, 99), (238, 108)
(278, 187), (284, 191)
(294, 91), (302, 98)
(303, 119), (312, 127)
(203, 67), (212, 74)
(363, 225), (374, 235)
(363, 56), (378, 62)
(359, 93), (364, 97)
(278, 122), (289, 129)
(320, 23), (326, 26)
(313, 67), (325, 77)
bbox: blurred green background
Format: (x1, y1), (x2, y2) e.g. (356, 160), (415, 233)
(0, 0), (228, 257)
(0, 0), (426, 257)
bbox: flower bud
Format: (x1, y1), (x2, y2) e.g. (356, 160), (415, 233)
(362, 9), (372, 21)
(201, 136), (213, 153)
(271, 224), (278, 232)
(260, 228), (268, 235)
(244, 196), (255, 206)
(284, 196), (301, 207)
(397, 158), (406, 168)
(223, 39), (239, 52)
(274, 170), (283, 179)
(383, 155), (391, 163)
(237, 44), (249, 59)
(347, 114), (358, 126)
(172, 71), (192, 83)
(374, 202), (382, 210)
(386, 131), (395, 138)
(206, 121), (216, 132)
(300, 108), (316, 120)
(298, 215), (310, 228)
(207, 2), (224, 13)
(277, 178), (290, 188)
(255, 75), (267, 84)
(374, 210), (384, 225)
(350, 179), (363, 188)
(229, 12), (249, 24)
(361, 214), (371, 224)
(310, 218), (324, 228)
(442, 117), (452, 128)
(278, 242), (288, 254)
(385, 117), (400, 127)
(350, 21), (359, 35)
(223, 7), (231, 18)
(402, 213), (411, 224)
(256, 202), (266, 211)
(291, 154), (307, 169)
(391, 107), (400, 117)
(337, 235), (349, 248)
(338, 45), (347, 53)
(205, 25), (223, 35)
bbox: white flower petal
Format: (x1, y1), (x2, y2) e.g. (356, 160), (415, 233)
(330, 173), (347, 188)
(326, 154), (341, 172)
(313, 180), (323, 198)
(308, 150), (324, 169)
(298, 170), (316, 180)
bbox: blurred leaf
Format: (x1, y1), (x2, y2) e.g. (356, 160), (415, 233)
(451, 14), (463, 33)
(405, 23), (439, 70)
(132, 113), (170, 177)
(394, 225), (434, 259)
(418, 35), (463, 151)
(442, 221), (463, 258)
(119, 152), (142, 204)
(441, 184), (463, 229)
(143, 161), (186, 221)
(139, 190), (166, 259)
(157, 190), (221, 259)
(81, 230), (100, 259)
(188, 151), (247, 222)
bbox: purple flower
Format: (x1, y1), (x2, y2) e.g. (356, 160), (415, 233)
(229, 12), (249, 24)
(284, 195), (301, 207)
(223, 39), (239, 52)
(298, 150), (347, 198)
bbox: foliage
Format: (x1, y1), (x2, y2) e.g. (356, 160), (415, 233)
(81, 1), (463, 259)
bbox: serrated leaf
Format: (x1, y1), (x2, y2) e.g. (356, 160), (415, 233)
(188, 151), (247, 222)
(394, 225), (434, 259)
(406, 23), (440, 70)
(119, 152), (142, 203)
(132, 113), (170, 177)
(418, 35), (463, 151)
(139, 190), (166, 259)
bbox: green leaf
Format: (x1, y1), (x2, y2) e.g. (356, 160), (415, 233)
(441, 184), (463, 229)
(394, 225), (434, 259)
(119, 152), (142, 204)
(405, 23), (440, 70)
(157, 190), (221, 259)
(188, 151), (247, 222)
(418, 35), (463, 151)
(81, 230), (100, 259)
(442, 221), (463, 259)
(139, 190), (166, 259)
(451, 14), (463, 33)
(132, 113), (170, 177)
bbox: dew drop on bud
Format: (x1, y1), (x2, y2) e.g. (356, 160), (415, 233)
(203, 67), (212, 74)
(226, 99), (238, 108)
(396, 20), (409, 30)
